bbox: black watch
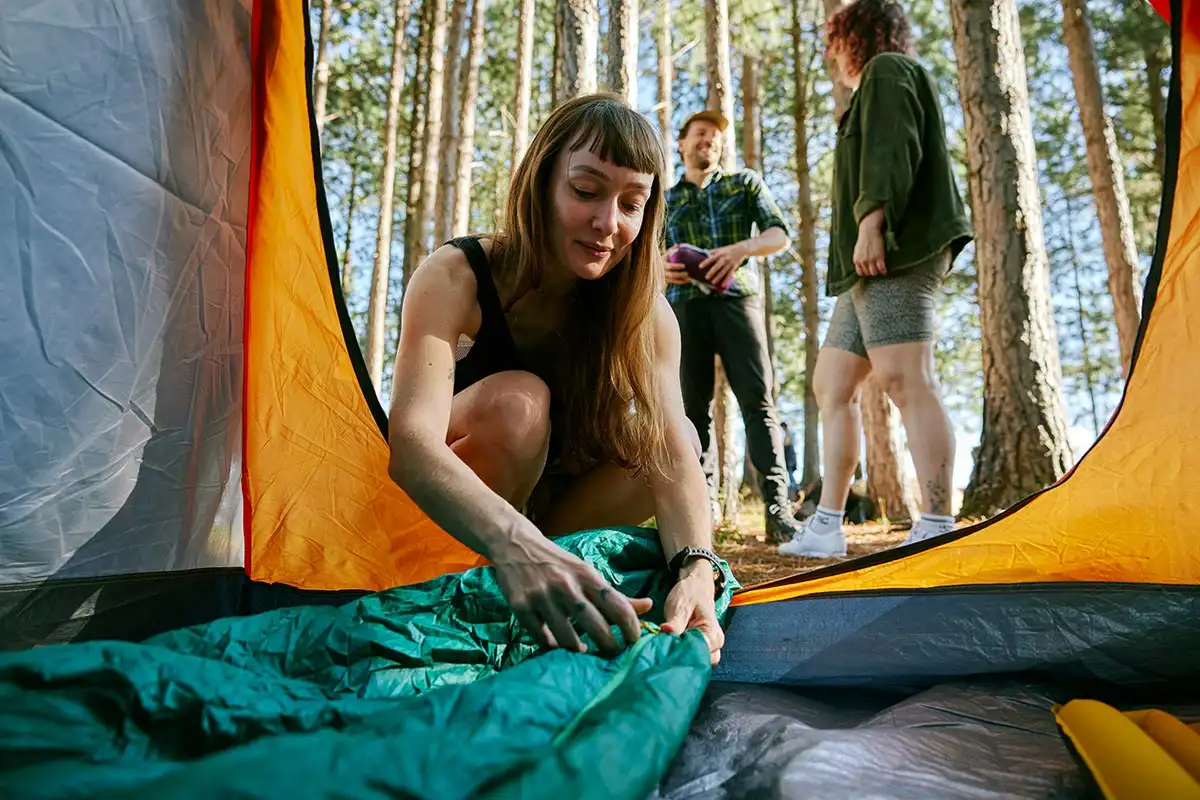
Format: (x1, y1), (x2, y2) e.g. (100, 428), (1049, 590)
(668, 547), (726, 597)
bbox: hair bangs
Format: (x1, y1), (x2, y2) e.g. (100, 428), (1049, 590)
(565, 103), (664, 179)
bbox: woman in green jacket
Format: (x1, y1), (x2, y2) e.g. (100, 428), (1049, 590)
(779, 0), (973, 558)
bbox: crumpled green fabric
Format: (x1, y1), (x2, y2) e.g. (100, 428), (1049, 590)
(0, 527), (738, 799)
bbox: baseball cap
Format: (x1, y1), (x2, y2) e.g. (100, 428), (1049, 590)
(679, 109), (729, 138)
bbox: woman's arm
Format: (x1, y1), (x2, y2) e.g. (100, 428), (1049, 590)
(644, 294), (726, 663)
(388, 245), (646, 655)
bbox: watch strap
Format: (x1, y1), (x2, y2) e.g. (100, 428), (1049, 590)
(668, 547), (727, 597)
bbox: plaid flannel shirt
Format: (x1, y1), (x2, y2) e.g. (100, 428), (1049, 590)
(663, 167), (791, 303)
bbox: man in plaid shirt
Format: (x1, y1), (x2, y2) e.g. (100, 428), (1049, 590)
(665, 109), (802, 542)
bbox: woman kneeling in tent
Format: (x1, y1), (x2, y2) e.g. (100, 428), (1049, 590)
(386, 93), (725, 665)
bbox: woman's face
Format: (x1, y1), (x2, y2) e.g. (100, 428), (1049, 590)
(547, 146), (654, 283)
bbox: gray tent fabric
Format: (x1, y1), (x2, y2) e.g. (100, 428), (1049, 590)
(0, 0), (251, 583)
(656, 681), (1103, 799)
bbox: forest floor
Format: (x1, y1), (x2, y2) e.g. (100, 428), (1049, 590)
(714, 498), (915, 588)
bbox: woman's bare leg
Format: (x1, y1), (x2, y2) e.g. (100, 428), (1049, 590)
(445, 370), (552, 508)
(867, 341), (955, 516)
(812, 347), (873, 510)
(534, 423), (703, 537)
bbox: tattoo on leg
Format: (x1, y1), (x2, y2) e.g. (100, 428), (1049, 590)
(924, 459), (951, 516)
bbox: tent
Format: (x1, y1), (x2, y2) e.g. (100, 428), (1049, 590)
(1, 0), (1197, 796)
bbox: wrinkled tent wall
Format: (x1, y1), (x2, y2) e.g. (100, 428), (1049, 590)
(0, 1), (251, 644)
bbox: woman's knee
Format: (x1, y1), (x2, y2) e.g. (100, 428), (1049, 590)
(872, 361), (938, 410)
(467, 371), (552, 459)
(813, 350), (867, 410)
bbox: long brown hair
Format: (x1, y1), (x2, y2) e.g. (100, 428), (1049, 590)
(491, 93), (669, 479)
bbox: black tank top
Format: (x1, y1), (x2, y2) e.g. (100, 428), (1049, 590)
(447, 236), (523, 395)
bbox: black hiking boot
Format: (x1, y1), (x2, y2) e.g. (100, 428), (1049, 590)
(764, 503), (802, 545)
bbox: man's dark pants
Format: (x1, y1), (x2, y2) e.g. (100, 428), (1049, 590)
(670, 291), (792, 521)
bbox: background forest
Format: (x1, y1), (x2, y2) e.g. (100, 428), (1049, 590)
(308, 0), (1169, 538)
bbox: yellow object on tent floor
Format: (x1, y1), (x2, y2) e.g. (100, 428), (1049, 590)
(1056, 700), (1200, 799)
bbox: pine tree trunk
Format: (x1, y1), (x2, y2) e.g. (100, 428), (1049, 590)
(453, 0), (484, 237)
(657, 0), (673, 176)
(436, 0), (468, 245)
(557, 0), (598, 100)
(706, 0), (739, 523)
(797, 0), (821, 486)
(403, 0), (432, 289)
(861, 377), (917, 525)
(607, 0), (637, 105)
(741, 52), (764, 498)
(341, 163), (358, 301)
(365, 0), (414, 394)
(1146, 47), (1167, 182)
(951, 0), (1073, 518)
(1061, 0), (1142, 377)
(706, 0), (736, 171)
(1065, 191), (1101, 436)
(513, 0), (536, 166)
(411, 0), (448, 268)
(313, 0), (335, 138)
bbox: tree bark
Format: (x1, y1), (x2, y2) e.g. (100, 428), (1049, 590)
(1146, 46), (1167, 182)
(798, 0), (822, 486)
(403, 0), (432, 289)
(313, 0), (335, 139)
(951, 0), (1073, 518)
(861, 377), (918, 525)
(365, 0), (414, 394)
(706, 0), (739, 523)
(706, 0), (737, 171)
(656, 0), (673, 176)
(341, 162), (358, 302)
(557, 0), (599, 100)
(411, 0), (448, 269)
(607, 0), (638, 106)
(453, 0), (484, 237)
(436, 0), (468, 245)
(741, 52), (766, 497)
(513, 0), (536, 166)
(1061, 0), (1142, 377)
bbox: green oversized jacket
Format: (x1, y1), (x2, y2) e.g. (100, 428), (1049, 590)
(828, 52), (974, 297)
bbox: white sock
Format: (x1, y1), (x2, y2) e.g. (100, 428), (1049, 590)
(915, 513), (955, 531)
(806, 506), (845, 536)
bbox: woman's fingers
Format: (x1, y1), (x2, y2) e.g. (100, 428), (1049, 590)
(534, 591), (586, 653)
(589, 585), (645, 647)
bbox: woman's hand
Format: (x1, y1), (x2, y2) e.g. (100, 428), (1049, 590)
(660, 563), (725, 665)
(491, 529), (652, 657)
(854, 209), (887, 276)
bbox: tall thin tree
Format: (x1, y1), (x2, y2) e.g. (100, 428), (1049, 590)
(557, 0), (599, 99)
(453, 0), (485, 237)
(796, 0), (822, 487)
(410, 0), (448, 271)
(365, 0), (414, 393)
(513, 0), (536, 166)
(656, 0), (673, 176)
(403, 0), (431, 289)
(607, 0), (638, 105)
(1060, 0), (1142, 376)
(436, 0), (468, 245)
(706, 0), (739, 524)
(313, 0), (335, 139)
(951, 0), (1073, 517)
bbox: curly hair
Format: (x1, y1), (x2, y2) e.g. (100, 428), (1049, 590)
(825, 0), (912, 78)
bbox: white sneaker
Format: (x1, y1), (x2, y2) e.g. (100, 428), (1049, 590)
(903, 521), (955, 545)
(777, 523), (847, 558)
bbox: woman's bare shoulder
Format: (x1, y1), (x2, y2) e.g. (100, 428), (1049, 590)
(402, 242), (484, 336)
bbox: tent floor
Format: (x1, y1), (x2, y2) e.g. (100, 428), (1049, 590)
(659, 680), (1200, 799)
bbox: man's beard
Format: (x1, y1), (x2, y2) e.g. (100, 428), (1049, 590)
(692, 150), (714, 169)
